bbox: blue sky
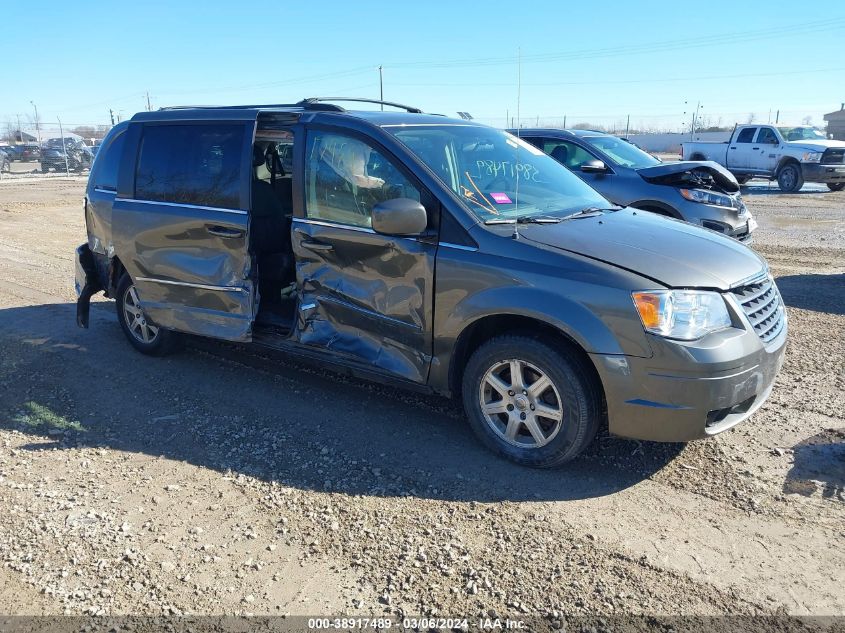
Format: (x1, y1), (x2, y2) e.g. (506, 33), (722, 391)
(4, 0), (845, 134)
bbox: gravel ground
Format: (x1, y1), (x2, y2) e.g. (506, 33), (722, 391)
(0, 176), (842, 622)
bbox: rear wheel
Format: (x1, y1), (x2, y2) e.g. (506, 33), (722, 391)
(40, 164), (49, 173)
(116, 274), (180, 356)
(461, 335), (601, 468)
(735, 176), (750, 185)
(777, 163), (803, 193)
(827, 183), (845, 192)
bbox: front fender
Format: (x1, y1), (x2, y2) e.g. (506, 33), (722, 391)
(429, 277), (654, 394)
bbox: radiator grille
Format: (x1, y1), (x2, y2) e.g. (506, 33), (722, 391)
(822, 148), (845, 165)
(731, 275), (785, 344)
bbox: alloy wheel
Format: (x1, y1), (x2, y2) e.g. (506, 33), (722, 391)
(478, 358), (564, 448)
(123, 285), (159, 344)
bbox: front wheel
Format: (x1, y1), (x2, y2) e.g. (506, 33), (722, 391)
(735, 176), (750, 185)
(115, 274), (180, 356)
(827, 183), (845, 192)
(777, 163), (804, 193)
(461, 336), (601, 468)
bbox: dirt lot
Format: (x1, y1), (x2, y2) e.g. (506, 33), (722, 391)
(0, 175), (842, 622)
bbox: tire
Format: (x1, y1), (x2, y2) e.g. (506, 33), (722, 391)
(115, 274), (180, 356)
(735, 176), (750, 185)
(777, 163), (804, 193)
(41, 164), (49, 173)
(461, 335), (601, 468)
(827, 183), (845, 192)
(690, 154), (705, 161)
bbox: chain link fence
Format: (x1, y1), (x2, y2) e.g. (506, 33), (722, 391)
(1, 120), (113, 179)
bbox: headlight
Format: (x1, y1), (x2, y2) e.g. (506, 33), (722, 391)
(802, 151), (823, 163)
(632, 290), (731, 340)
(679, 188), (737, 209)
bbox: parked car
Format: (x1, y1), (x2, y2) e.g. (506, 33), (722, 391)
(682, 124), (845, 192)
(19, 143), (41, 162)
(74, 99), (787, 468)
(514, 128), (754, 242)
(0, 144), (16, 162)
(40, 137), (93, 172)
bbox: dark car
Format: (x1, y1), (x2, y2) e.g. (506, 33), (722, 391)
(40, 137), (93, 172)
(513, 128), (756, 243)
(0, 144), (16, 162)
(74, 98), (786, 468)
(20, 143), (41, 161)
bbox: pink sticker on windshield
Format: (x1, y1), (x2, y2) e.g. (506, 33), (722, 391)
(490, 192), (512, 204)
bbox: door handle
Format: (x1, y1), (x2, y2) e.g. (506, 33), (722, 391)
(729, 146), (737, 150)
(300, 239), (333, 253)
(752, 147), (760, 150)
(207, 225), (244, 238)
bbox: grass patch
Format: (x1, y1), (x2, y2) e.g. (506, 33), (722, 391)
(14, 401), (86, 433)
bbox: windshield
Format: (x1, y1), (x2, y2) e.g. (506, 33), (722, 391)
(386, 125), (610, 222)
(777, 127), (827, 141)
(582, 135), (660, 169)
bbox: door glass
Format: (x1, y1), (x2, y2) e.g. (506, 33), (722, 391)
(736, 128), (757, 143)
(756, 128), (778, 145)
(136, 124), (244, 209)
(305, 132), (420, 229)
(542, 140), (595, 170)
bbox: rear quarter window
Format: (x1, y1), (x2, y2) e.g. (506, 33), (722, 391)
(90, 131), (126, 191)
(135, 124), (244, 209)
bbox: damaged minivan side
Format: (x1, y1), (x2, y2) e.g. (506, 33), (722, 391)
(76, 99), (787, 468)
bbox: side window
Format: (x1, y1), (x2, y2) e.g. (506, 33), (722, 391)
(736, 127), (757, 143)
(91, 131), (125, 191)
(756, 127), (778, 145)
(542, 140), (595, 170)
(135, 124), (244, 209)
(305, 131), (420, 229)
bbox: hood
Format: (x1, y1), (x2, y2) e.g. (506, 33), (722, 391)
(518, 208), (765, 290)
(789, 140), (845, 152)
(636, 160), (739, 193)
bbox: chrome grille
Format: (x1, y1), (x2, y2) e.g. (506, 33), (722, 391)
(822, 148), (845, 165)
(731, 275), (785, 344)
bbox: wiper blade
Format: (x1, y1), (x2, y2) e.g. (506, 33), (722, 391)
(559, 206), (621, 221)
(485, 215), (562, 225)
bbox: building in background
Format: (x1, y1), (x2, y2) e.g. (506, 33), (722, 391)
(824, 104), (845, 140)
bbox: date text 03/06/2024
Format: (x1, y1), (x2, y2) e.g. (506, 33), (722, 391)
(306, 617), (527, 630)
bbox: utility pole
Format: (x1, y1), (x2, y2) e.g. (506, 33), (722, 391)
(775, 109), (780, 124)
(30, 101), (41, 143)
(16, 115), (21, 142)
(109, 109), (115, 126)
(625, 114), (630, 138)
(145, 92), (151, 112)
(58, 117), (70, 176)
(378, 66), (383, 110)
(563, 115), (567, 129)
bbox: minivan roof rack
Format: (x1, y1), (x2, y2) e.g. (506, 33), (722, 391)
(298, 97), (423, 114)
(158, 98), (422, 114)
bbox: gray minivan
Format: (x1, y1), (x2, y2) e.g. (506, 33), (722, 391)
(75, 99), (786, 468)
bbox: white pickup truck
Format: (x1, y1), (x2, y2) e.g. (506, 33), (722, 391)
(682, 124), (845, 192)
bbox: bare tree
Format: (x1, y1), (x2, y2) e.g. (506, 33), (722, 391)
(801, 115), (813, 125)
(746, 112), (757, 124)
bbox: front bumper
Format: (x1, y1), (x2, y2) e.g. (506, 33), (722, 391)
(672, 195), (754, 242)
(801, 162), (845, 184)
(591, 310), (787, 442)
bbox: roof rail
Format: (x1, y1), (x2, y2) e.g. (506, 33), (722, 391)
(298, 97), (423, 114)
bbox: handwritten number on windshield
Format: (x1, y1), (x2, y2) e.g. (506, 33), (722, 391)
(476, 160), (540, 182)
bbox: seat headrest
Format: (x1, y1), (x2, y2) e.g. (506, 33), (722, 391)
(550, 145), (569, 164)
(253, 145), (266, 168)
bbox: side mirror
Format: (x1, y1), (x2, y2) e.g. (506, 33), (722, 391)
(372, 198), (427, 236)
(580, 160), (607, 173)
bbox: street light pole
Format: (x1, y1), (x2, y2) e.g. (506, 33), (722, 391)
(378, 65), (383, 110)
(30, 101), (41, 143)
